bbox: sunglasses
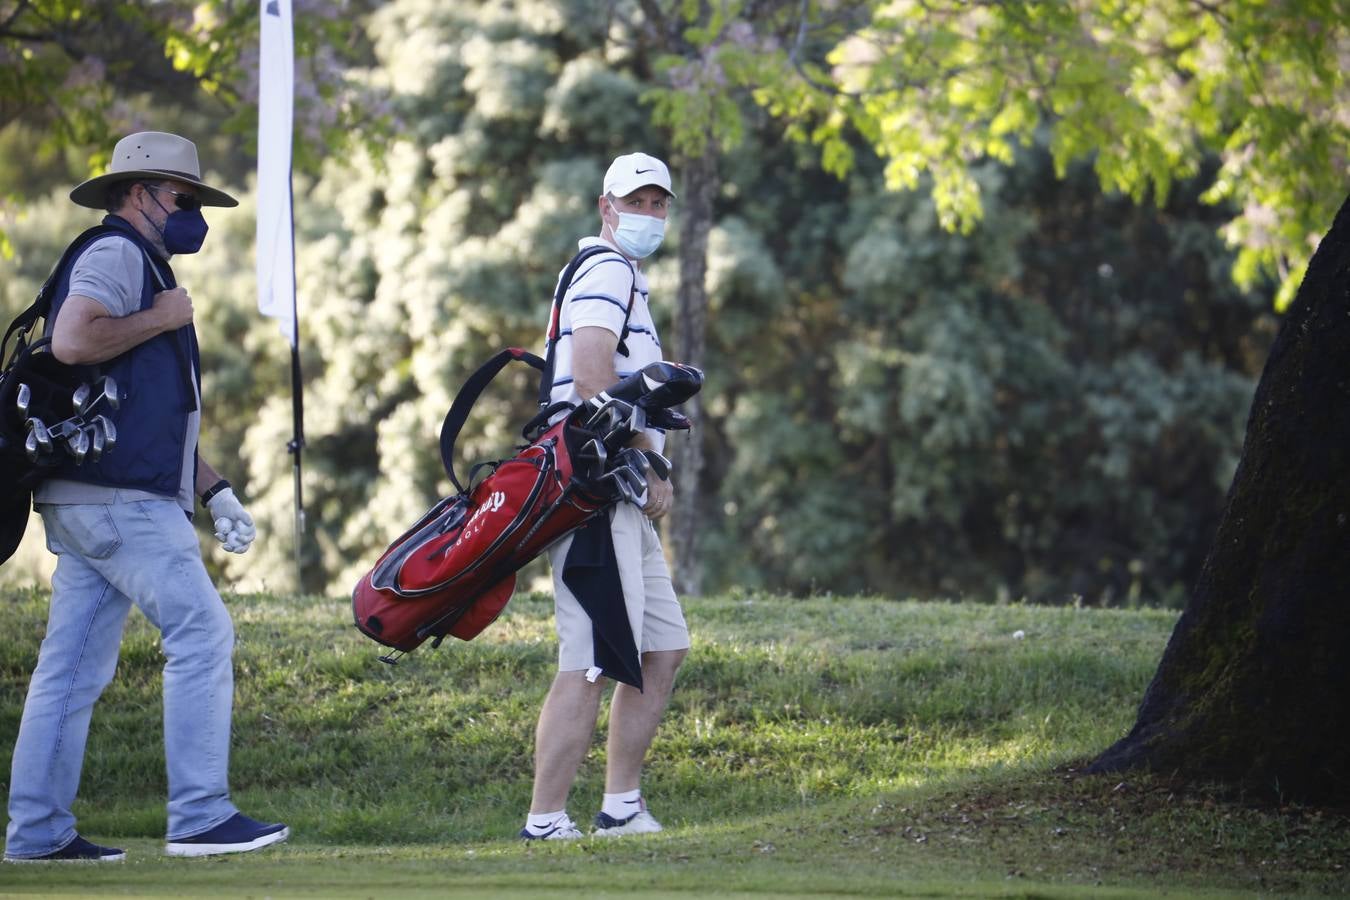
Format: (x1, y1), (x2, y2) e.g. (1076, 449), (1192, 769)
(143, 183), (202, 212)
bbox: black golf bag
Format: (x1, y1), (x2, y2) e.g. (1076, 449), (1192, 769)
(1, 226), (123, 565)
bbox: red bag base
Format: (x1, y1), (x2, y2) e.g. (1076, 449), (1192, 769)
(353, 571), (517, 653)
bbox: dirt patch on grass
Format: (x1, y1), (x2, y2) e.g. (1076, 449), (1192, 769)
(864, 765), (1350, 895)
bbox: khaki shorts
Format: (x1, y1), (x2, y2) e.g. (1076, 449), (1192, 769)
(548, 502), (690, 672)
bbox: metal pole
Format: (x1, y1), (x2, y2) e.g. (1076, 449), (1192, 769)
(287, 178), (305, 594)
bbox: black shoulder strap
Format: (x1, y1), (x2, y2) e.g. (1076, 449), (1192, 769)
(440, 347), (545, 493)
(2, 225), (118, 369)
(127, 236), (198, 413)
(537, 245), (637, 408)
(616, 284), (636, 358)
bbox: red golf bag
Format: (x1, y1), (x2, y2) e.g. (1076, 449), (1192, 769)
(351, 346), (700, 662)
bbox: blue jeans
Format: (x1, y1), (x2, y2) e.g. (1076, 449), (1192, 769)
(5, 499), (238, 858)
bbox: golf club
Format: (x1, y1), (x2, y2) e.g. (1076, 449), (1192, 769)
(641, 449), (671, 481)
(24, 418), (52, 462)
(25, 418), (52, 455)
(16, 383), (31, 417)
(72, 382), (92, 416)
(618, 461), (648, 496)
(576, 437), (608, 481)
(624, 402), (647, 438)
(641, 407), (692, 431)
(86, 420), (106, 462)
(94, 375), (120, 411)
(614, 447), (650, 479)
(596, 468), (640, 506)
(93, 415), (116, 452)
(65, 428), (89, 464)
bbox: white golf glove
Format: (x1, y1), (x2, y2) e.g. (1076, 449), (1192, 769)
(205, 487), (256, 554)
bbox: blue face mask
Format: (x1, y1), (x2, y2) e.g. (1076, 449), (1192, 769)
(609, 200), (666, 259)
(143, 187), (209, 255)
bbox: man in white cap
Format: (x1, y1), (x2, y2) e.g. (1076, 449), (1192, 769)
(4, 132), (288, 863)
(519, 152), (690, 840)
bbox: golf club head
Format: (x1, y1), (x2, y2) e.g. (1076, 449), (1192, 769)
(72, 382), (92, 416)
(94, 415), (117, 452)
(25, 418), (52, 454)
(625, 403), (647, 437)
(613, 462), (649, 505)
(97, 375), (120, 411)
(65, 429), (89, 464)
(597, 469), (640, 506)
(641, 449), (671, 481)
(583, 395), (634, 430)
(618, 461), (648, 496)
(16, 383), (31, 417)
(576, 437), (608, 481)
(615, 446), (650, 478)
(87, 421), (106, 462)
(600, 424), (631, 457)
(598, 404), (646, 456)
(642, 407), (692, 431)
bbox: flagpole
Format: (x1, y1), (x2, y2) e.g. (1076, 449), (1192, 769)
(258, 0), (303, 593)
(288, 176), (305, 593)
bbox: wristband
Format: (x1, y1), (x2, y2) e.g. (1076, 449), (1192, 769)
(200, 479), (231, 507)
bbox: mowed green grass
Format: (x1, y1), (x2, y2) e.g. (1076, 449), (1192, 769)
(0, 588), (1346, 898)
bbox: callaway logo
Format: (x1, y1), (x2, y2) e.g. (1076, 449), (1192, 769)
(465, 490), (507, 530)
(635, 167), (656, 174)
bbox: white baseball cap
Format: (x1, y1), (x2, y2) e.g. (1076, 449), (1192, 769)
(603, 152), (676, 199)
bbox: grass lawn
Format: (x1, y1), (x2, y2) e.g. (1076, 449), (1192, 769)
(0, 588), (1346, 897)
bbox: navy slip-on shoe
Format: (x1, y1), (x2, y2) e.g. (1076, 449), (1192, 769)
(4, 835), (126, 863)
(164, 813), (289, 858)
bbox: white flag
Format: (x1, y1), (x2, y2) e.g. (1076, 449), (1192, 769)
(257, 0), (296, 347)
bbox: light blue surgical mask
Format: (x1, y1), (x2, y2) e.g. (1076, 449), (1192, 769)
(609, 200), (666, 259)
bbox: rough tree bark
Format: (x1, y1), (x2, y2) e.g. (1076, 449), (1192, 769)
(667, 145), (718, 597)
(1090, 193), (1350, 803)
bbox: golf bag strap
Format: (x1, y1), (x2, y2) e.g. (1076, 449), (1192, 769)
(537, 245), (638, 409)
(439, 347), (545, 493)
(2, 225), (118, 368)
(136, 242), (198, 414)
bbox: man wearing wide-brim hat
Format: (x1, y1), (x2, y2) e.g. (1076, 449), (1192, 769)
(4, 132), (289, 863)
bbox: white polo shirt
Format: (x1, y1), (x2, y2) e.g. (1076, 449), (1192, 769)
(545, 236), (665, 451)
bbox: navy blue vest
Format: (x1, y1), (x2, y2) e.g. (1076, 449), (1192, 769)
(47, 215), (201, 496)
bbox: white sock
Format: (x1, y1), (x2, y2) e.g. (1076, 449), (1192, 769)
(525, 810), (568, 834)
(601, 789), (642, 821)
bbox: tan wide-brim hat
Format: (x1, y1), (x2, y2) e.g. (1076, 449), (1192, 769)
(70, 131), (238, 209)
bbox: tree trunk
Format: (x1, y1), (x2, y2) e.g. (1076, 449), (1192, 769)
(1090, 193), (1350, 803)
(667, 146), (718, 597)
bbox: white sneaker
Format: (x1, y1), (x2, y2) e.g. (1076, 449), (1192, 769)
(519, 814), (584, 841)
(593, 808), (663, 836)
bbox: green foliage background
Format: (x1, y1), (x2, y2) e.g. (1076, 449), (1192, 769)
(0, 0), (1279, 605)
